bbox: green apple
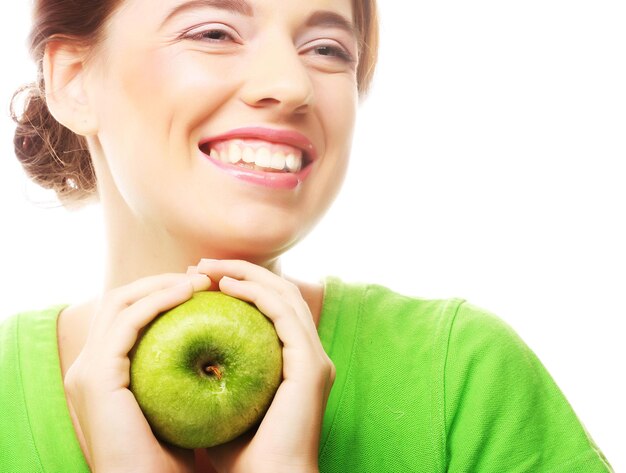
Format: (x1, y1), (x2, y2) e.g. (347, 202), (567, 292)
(129, 291), (283, 449)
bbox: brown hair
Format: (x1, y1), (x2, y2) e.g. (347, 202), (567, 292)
(12, 0), (379, 204)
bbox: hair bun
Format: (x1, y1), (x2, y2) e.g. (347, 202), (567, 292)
(11, 82), (96, 204)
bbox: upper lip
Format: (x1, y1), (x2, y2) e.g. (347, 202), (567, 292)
(199, 127), (318, 164)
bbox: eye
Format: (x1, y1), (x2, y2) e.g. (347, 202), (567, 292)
(182, 24), (240, 43)
(314, 45), (352, 61)
(196, 29), (231, 41)
(304, 40), (356, 65)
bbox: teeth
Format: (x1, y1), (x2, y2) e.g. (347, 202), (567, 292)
(228, 142), (242, 164)
(255, 147), (271, 168)
(219, 149), (229, 163)
(286, 153), (301, 172)
(210, 140), (304, 172)
(270, 151), (286, 170)
(242, 147), (255, 163)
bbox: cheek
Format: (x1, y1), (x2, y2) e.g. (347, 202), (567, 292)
(314, 73), (358, 144)
(93, 48), (243, 187)
(106, 48), (241, 132)
(299, 74), (357, 223)
(314, 72), (358, 177)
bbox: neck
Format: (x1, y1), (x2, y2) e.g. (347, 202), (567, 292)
(99, 198), (281, 291)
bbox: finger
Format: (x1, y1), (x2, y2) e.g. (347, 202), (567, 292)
(189, 264), (226, 291)
(196, 259), (295, 296)
(219, 277), (332, 393)
(89, 273), (210, 340)
(104, 273), (210, 312)
(218, 276), (316, 352)
(107, 280), (199, 358)
(197, 259), (312, 321)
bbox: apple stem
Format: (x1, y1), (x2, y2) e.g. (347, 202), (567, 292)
(204, 365), (223, 380)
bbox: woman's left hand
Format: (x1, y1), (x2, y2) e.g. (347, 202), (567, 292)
(189, 259), (334, 473)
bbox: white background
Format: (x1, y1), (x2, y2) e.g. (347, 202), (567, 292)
(1, 1), (624, 470)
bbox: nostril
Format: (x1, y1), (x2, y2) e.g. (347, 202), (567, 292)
(240, 82), (314, 113)
(256, 97), (281, 105)
(293, 103), (310, 115)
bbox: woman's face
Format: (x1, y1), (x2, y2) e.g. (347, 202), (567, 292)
(84, 0), (359, 263)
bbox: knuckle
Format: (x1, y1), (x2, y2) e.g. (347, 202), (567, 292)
(327, 360), (337, 384)
(64, 361), (90, 394)
(105, 285), (125, 301)
(101, 288), (129, 310)
(283, 279), (300, 294)
(63, 369), (78, 393)
(323, 358), (336, 383)
(308, 355), (336, 387)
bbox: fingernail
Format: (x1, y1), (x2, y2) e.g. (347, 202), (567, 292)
(189, 273), (210, 289)
(200, 258), (218, 264)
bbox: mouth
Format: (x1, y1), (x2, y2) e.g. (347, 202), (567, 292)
(199, 138), (312, 174)
(198, 127), (318, 190)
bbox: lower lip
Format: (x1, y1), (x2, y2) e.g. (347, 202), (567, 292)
(201, 150), (313, 190)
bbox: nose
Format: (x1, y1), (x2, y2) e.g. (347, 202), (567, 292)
(240, 32), (314, 116)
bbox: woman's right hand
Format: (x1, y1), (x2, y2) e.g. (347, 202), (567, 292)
(63, 272), (211, 473)
(190, 259), (335, 473)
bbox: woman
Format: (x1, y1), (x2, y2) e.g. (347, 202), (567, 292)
(0, 0), (613, 472)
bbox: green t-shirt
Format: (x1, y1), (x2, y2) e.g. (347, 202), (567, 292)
(317, 279), (612, 472)
(0, 278), (613, 472)
(0, 304), (89, 472)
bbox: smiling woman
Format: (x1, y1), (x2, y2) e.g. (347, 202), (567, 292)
(14, 0), (376, 205)
(0, 0), (617, 472)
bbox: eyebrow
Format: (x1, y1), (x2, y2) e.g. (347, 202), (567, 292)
(162, 0), (253, 26)
(306, 11), (358, 40)
(162, 2), (357, 40)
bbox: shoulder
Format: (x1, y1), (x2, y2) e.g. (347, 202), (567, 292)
(332, 280), (536, 395)
(1, 305), (66, 331)
(323, 276), (531, 352)
(0, 307), (61, 460)
(1, 306), (66, 361)
(0, 306), (89, 472)
(440, 302), (613, 472)
(324, 278), (529, 359)
(0, 314), (20, 372)
(446, 301), (531, 367)
(324, 277), (466, 330)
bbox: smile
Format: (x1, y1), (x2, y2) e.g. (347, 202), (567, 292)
(198, 127), (317, 189)
(207, 139), (304, 173)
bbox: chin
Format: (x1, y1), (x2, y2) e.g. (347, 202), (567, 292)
(185, 221), (304, 266)
(220, 208), (312, 252)
(217, 233), (300, 264)
(166, 192), (324, 264)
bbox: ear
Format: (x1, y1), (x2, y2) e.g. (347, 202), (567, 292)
(43, 40), (98, 136)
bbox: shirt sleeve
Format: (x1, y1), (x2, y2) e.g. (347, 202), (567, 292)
(443, 302), (613, 472)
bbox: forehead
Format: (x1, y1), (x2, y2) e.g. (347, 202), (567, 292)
(114, 0), (354, 29)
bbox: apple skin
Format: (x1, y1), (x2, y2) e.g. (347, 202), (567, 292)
(129, 291), (283, 449)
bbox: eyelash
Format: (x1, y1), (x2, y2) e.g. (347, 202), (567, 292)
(181, 25), (355, 64)
(307, 43), (355, 64)
(183, 25), (238, 43)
